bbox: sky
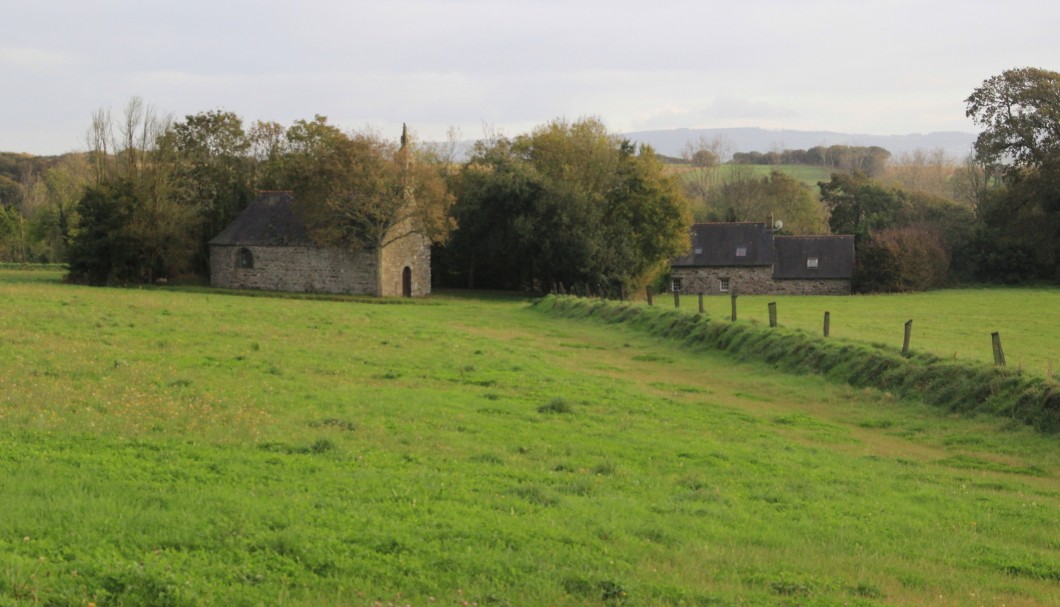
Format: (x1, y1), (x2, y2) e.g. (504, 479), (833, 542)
(2, 0), (1058, 155)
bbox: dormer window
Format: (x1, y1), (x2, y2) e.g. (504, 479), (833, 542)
(736, 246), (747, 257)
(694, 248), (703, 255)
(807, 257), (819, 269)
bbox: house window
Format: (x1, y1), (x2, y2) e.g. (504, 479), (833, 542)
(672, 277), (683, 293)
(807, 257), (819, 269)
(694, 248), (703, 255)
(736, 246), (747, 257)
(719, 278), (730, 292)
(237, 247), (254, 269)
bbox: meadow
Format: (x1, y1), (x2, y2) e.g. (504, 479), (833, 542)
(0, 269), (1057, 606)
(665, 288), (1060, 377)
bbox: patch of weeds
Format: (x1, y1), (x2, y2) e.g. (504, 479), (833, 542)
(250, 342), (260, 351)
(592, 461), (616, 476)
(483, 393), (501, 401)
(677, 475), (707, 490)
(167, 379), (192, 388)
(633, 353), (673, 363)
(552, 463), (574, 472)
(938, 455), (1045, 476)
(308, 438), (336, 454)
(772, 413), (811, 426)
(559, 479), (595, 496)
(257, 439), (336, 455)
(477, 406), (509, 415)
(471, 453), (504, 464)
(373, 371), (401, 380)
(538, 397), (573, 414)
(735, 391), (773, 402)
(510, 484), (559, 507)
(266, 365), (282, 376)
(310, 418), (356, 432)
(562, 576), (594, 597)
(847, 583), (884, 598)
(600, 580), (630, 604)
(770, 578), (813, 597)
(560, 342), (602, 350)
(636, 526), (673, 546)
(857, 419), (894, 429)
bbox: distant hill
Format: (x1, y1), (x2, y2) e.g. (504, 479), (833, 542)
(622, 127), (979, 161)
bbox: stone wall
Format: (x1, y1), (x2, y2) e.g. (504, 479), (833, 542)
(770, 277), (851, 295)
(671, 266), (850, 295)
(672, 266), (774, 295)
(210, 245), (379, 295)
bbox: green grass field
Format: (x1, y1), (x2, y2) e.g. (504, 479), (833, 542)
(1, 270), (1057, 606)
(668, 288), (1060, 377)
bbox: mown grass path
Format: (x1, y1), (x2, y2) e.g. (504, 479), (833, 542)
(1, 271), (1057, 606)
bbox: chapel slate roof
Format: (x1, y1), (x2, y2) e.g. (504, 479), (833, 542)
(671, 223), (774, 267)
(772, 235), (855, 279)
(208, 191), (313, 247)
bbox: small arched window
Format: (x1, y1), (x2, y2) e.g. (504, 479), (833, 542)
(237, 247), (254, 269)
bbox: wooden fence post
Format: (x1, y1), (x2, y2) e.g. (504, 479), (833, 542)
(698, 293), (704, 314)
(902, 320), (913, 354)
(646, 286), (653, 306)
(768, 302), (777, 328)
(730, 293), (738, 322)
(992, 332), (1006, 367)
(673, 289), (680, 309)
(823, 311), (831, 337)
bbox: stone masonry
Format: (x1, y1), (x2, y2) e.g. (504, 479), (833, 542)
(210, 245), (379, 295)
(671, 266), (851, 296)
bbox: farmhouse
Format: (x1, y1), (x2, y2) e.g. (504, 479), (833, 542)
(209, 191), (430, 297)
(670, 222), (854, 295)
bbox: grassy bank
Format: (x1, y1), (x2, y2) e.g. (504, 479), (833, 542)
(1, 271), (1057, 605)
(533, 295), (1060, 433)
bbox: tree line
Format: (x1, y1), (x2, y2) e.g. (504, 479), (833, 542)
(0, 106), (691, 295)
(731, 145), (892, 177)
(2, 66), (1058, 293)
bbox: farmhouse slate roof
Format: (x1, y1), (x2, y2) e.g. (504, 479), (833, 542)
(208, 191), (314, 247)
(773, 235), (855, 279)
(671, 222), (774, 267)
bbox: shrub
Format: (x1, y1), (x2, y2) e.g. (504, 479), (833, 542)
(538, 397), (573, 414)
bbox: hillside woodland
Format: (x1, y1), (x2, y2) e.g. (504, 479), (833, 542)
(1, 67), (1058, 292)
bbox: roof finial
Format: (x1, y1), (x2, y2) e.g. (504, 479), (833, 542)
(400, 123), (408, 149)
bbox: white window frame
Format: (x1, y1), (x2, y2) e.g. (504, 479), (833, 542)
(736, 246), (747, 257)
(807, 257), (819, 269)
(719, 277), (730, 292)
(671, 277), (683, 293)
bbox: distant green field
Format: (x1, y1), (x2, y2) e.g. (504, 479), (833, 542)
(1, 270), (1057, 606)
(673, 288), (1060, 377)
(673, 164), (834, 188)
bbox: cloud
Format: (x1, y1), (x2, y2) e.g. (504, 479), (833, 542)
(0, 47), (71, 70)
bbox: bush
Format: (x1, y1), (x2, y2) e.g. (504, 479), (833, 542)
(538, 397), (573, 414)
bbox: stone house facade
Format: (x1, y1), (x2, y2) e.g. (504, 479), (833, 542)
(209, 191), (430, 297)
(670, 223), (854, 295)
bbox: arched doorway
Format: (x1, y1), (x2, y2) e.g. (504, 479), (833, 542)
(402, 266), (412, 298)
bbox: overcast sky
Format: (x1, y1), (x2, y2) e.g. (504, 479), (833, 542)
(2, 0), (1058, 155)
